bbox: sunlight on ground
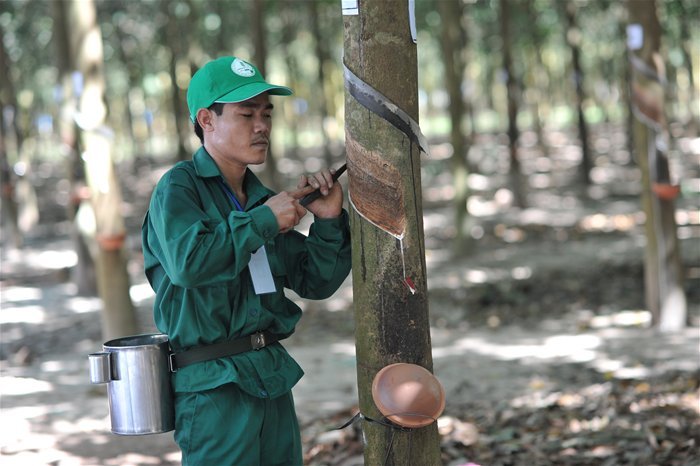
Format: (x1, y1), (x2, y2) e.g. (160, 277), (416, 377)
(427, 265), (533, 288)
(65, 295), (102, 314)
(0, 286), (42, 302)
(1, 286), (46, 323)
(2, 247), (77, 270)
(0, 376), (53, 395)
(1, 304), (46, 324)
(101, 452), (181, 466)
(432, 309), (698, 382)
(129, 281), (155, 305)
(585, 310), (652, 328)
(434, 333), (602, 363)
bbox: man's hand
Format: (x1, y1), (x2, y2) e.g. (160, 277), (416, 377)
(264, 192), (307, 233)
(293, 168), (343, 219)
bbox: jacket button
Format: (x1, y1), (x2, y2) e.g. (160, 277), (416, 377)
(259, 389), (268, 397)
(249, 308), (259, 316)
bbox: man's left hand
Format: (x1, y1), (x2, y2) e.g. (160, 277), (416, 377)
(292, 168), (343, 219)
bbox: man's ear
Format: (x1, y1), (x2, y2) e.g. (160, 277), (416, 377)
(196, 108), (214, 131)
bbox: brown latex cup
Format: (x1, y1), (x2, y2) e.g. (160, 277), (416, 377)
(371, 363), (446, 428)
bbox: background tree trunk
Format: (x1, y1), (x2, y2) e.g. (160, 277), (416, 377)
(162, 0), (190, 162)
(65, 0), (137, 341)
(52, 0), (97, 295)
(500, 0), (526, 208)
(0, 25), (24, 249)
(627, 0), (687, 332)
(438, 0), (474, 256)
(309, 0), (333, 167)
(343, 1), (441, 464)
(563, 1), (592, 187)
(524, 0), (549, 157)
(251, 0), (281, 191)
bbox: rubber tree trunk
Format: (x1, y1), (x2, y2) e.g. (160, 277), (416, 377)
(500, 0), (526, 208)
(65, 0), (137, 341)
(309, 0), (334, 167)
(523, 0), (549, 157)
(52, 0), (97, 295)
(438, 0), (474, 256)
(343, 2), (441, 464)
(162, 0), (190, 162)
(563, 1), (592, 186)
(251, 0), (281, 191)
(0, 27), (24, 249)
(627, 0), (687, 331)
(675, 0), (699, 128)
(280, 5), (301, 161)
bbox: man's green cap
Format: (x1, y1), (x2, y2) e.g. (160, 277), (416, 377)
(187, 56), (293, 122)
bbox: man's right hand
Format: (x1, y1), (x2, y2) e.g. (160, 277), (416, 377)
(264, 192), (307, 233)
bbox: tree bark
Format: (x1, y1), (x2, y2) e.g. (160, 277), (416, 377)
(309, 0), (333, 167)
(344, 1), (441, 464)
(674, 0), (698, 127)
(563, 1), (592, 186)
(524, 0), (549, 158)
(63, 0), (137, 340)
(0, 24), (23, 248)
(162, 0), (190, 162)
(52, 0), (97, 295)
(438, 0), (474, 256)
(280, 4), (301, 161)
(500, 0), (526, 208)
(251, 0), (281, 191)
(627, 0), (687, 331)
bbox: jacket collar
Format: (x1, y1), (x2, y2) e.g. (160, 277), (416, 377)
(192, 146), (273, 209)
(192, 146), (222, 178)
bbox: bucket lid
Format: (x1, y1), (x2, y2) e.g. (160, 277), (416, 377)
(371, 363), (445, 428)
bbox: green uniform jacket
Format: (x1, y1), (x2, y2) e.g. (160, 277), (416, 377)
(141, 147), (351, 399)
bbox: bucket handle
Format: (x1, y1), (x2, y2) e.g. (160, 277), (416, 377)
(88, 352), (112, 384)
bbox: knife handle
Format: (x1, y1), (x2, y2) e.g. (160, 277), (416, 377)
(299, 164), (347, 207)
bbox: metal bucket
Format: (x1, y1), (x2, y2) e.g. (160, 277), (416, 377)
(88, 333), (174, 435)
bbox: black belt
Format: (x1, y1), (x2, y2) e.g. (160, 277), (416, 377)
(169, 331), (278, 372)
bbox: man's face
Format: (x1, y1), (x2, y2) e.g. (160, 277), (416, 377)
(204, 93), (273, 167)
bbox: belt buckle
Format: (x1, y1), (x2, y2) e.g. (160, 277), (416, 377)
(168, 353), (178, 373)
(251, 332), (266, 350)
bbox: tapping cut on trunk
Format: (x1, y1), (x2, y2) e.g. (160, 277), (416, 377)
(346, 132), (406, 239)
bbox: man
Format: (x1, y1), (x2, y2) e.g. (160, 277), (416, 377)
(141, 56), (351, 466)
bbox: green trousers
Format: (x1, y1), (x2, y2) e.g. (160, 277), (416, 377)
(174, 383), (302, 466)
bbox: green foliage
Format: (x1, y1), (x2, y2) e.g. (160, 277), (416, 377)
(0, 0), (697, 163)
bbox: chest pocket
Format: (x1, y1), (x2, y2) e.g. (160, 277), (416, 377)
(264, 240), (286, 279)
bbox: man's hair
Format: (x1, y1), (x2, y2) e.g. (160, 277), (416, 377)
(194, 102), (225, 144)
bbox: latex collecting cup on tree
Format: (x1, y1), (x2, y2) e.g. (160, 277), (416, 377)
(371, 363), (446, 428)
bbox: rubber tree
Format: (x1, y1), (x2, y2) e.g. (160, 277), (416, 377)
(52, 0), (97, 295)
(562, 1), (592, 186)
(251, 0), (281, 191)
(161, 0), (190, 162)
(0, 24), (24, 248)
(343, 1), (441, 464)
(437, 0), (474, 256)
(309, 0), (334, 167)
(58, 0), (137, 341)
(500, 0), (526, 208)
(627, 0), (687, 331)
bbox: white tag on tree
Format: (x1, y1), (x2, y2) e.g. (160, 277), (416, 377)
(248, 246), (276, 295)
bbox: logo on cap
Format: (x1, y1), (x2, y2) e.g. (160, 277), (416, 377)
(231, 58), (255, 77)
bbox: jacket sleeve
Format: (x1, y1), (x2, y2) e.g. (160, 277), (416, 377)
(279, 210), (352, 299)
(143, 167), (279, 288)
